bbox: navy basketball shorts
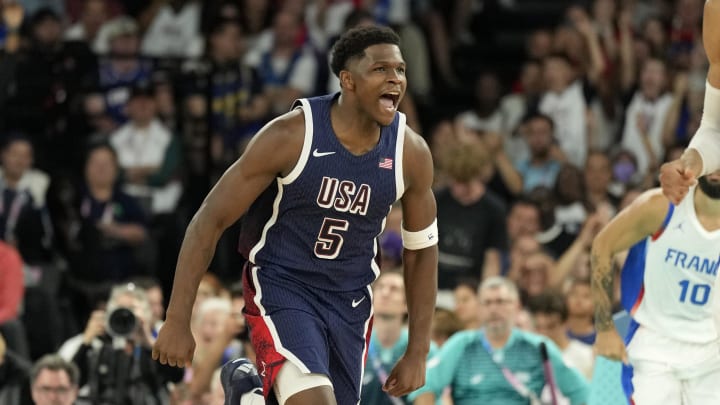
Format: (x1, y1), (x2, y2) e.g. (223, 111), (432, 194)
(242, 263), (374, 405)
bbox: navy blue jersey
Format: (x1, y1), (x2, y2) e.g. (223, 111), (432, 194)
(246, 93), (406, 291)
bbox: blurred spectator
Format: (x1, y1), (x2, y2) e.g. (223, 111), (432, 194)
(499, 59), (543, 148)
(58, 144), (147, 322)
(0, 332), (32, 405)
(553, 164), (589, 237)
(379, 202), (403, 270)
(431, 307), (462, 347)
(436, 141), (507, 290)
(0, 240), (29, 360)
(620, 58), (672, 179)
(64, 0), (109, 45)
(30, 354), (78, 405)
(565, 277), (596, 345)
(409, 277), (589, 405)
(128, 276), (165, 335)
(17, 0), (63, 17)
(4, 7), (97, 173)
(88, 16), (153, 128)
(141, 0), (203, 59)
(59, 283), (182, 404)
(516, 251), (556, 302)
(453, 277), (481, 330)
(584, 150), (621, 211)
(362, 269), (436, 405)
(515, 114), (563, 192)
(110, 83), (182, 216)
(0, 136), (53, 262)
(528, 290), (594, 380)
(538, 53), (587, 168)
(246, 10), (318, 115)
(305, 0), (356, 52)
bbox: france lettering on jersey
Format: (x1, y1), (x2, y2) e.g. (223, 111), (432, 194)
(246, 93), (406, 291)
(621, 186), (720, 345)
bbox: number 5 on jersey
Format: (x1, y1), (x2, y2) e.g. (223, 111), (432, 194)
(315, 217), (349, 259)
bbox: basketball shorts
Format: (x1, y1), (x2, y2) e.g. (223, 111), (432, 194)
(242, 263), (374, 405)
(624, 325), (720, 404)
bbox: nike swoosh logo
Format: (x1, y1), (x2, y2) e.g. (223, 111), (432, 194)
(352, 296), (366, 308)
(313, 149), (336, 157)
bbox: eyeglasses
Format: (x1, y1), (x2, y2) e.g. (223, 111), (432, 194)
(480, 299), (514, 307)
(33, 385), (74, 395)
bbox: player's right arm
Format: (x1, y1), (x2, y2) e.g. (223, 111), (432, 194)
(661, 0), (720, 202)
(590, 189), (669, 362)
(152, 110), (305, 367)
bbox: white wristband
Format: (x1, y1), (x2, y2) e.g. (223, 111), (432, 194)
(689, 81), (720, 175)
(401, 219), (439, 250)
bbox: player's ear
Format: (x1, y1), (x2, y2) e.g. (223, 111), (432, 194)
(339, 70), (355, 91)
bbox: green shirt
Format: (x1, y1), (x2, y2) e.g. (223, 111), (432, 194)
(361, 329), (437, 405)
(408, 329), (589, 405)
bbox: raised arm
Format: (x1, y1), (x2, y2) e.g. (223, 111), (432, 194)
(383, 127), (439, 397)
(153, 110), (305, 367)
(591, 189), (668, 362)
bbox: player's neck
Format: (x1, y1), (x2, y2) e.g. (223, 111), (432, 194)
(695, 188), (720, 219)
(89, 183), (113, 201)
(485, 331), (511, 349)
(565, 316), (594, 334)
(374, 316), (403, 348)
(333, 95), (381, 142)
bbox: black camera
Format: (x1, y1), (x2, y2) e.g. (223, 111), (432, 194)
(106, 307), (137, 338)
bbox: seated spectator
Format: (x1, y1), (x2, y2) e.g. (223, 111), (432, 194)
(436, 141), (507, 291)
(453, 278), (481, 330)
(585, 150), (621, 211)
(0, 136), (53, 264)
(409, 277), (589, 405)
(59, 144), (147, 321)
(110, 83), (182, 216)
(528, 291), (594, 379)
(30, 354), (79, 405)
(516, 251), (556, 302)
(565, 278), (596, 345)
(0, 332), (32, 405)
(245, 10), (318, 115)
(503, 197), (542, 273)
(141, 0), (203, 59)
(128, 276), (164, 335)
(431, 307), (463, 348)
(515, 114), (564, 193)
(64, 0), (109, 45)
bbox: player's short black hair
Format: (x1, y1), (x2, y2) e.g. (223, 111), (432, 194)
(330, 25), (401, 78)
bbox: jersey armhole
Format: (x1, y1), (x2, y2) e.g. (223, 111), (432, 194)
(650, 203), (675, 241)
(280, 99), (314, 185)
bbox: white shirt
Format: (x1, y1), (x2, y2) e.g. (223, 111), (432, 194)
(141, 2), (203, 58)
(620, 92), (673, 177)
(539, 81), (588, 168)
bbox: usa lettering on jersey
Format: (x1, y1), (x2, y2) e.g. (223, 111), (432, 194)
(316, 176), (372, 215)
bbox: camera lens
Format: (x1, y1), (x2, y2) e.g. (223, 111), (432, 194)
(107, 307), (137, 338)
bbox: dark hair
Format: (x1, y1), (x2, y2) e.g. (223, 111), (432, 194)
(30, 354), (80, 387)
(330, 26), (401, 77)
(1, 133), (33, 152)
(527, 289), (568, 321)
(85, 142), (118, 166)
(454, 277), (480, 294)
(522, 112), (555, 132)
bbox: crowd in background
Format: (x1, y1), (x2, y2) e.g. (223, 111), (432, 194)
(0, 0), (708, 404)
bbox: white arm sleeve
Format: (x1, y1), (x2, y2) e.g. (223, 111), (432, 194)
(689, 81), (720, 175)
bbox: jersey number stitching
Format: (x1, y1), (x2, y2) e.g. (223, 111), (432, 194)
(314, 217), (349, 259)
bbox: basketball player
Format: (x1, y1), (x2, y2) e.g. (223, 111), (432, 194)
(661, 0), (720, 204)
(591, 173), (720, 403)
(152, 26), (439, 405)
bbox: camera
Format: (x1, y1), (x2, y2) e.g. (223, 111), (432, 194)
(106, 307), (137, 338)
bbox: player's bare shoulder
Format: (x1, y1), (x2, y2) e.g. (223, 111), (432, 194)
(241, 108), (306, 178)
(401, 125), (434, 190)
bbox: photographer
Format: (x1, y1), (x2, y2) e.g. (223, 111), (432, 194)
(59, 282), (182, 405)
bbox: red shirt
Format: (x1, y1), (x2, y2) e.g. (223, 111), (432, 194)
(0, 241), (24, 324)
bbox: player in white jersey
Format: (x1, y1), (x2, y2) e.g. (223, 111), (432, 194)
(591, 171), (720, 404)
(661, 0), (720, 203)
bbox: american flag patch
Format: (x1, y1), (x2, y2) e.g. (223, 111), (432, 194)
(378, 157), (393, 169)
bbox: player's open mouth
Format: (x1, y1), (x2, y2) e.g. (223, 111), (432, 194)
(379, 92), (399, 112)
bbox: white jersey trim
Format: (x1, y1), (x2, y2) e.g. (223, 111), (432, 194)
(395, 112), (407, 201)
(249, 178), (284, 263)
(281, 98), (314, 185)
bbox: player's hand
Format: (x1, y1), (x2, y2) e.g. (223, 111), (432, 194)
(593, 329), (628, 364)
(152, 318), (195, 368)
(382, 352), (426, 397)
(659, 151), (701, 205)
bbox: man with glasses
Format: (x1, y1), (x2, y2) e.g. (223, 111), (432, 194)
(30, 354), (78, 405)
(409, 277), (588, 405)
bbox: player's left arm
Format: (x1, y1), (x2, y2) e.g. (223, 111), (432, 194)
(383, 126), (438, 397)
